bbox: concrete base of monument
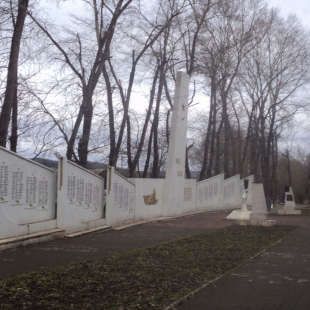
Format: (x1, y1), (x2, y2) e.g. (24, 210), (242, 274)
(0, 229), (65, 251)
(226, 210), (252, 221)
(278, 210), (301, 215)
(238, 220), (277, 227)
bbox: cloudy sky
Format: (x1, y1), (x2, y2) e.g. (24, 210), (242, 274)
(269, 0), (310, 28)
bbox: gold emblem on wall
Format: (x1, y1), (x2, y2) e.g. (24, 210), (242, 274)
(143, 189), (158, 205)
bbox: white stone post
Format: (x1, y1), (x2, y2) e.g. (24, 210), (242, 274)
(162, 71), (190, 217)
(56, 156), (68, 230)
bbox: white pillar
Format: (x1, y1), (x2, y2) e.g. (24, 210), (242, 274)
(162, 71), (190, 217)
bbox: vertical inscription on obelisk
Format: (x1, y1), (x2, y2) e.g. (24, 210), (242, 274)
(118, 184), (124, 207)
(92, 185), (100, 211)
(12, 168), (24, 204)
(0, 164), (9, 202)
(129, 190), (134, 213)
(124, 188), (129, 210)
(68, 175), (76, 203)
(26, 174), (37, 206)
(39, 179), (48, 209)
(77, 178), (84, 204)
(113, 182), (118, 206)
(85, 182), (93, 207)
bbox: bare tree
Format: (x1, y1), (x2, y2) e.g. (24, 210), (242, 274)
(0, 0), (29, 150)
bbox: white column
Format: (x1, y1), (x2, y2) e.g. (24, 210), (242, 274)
(56, 156), (68, 230)
(162, 71), (190, 217)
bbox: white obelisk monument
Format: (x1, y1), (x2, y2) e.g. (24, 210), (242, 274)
(162, 71), (190, 217)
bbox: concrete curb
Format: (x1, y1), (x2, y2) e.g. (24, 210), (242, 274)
(65, 225), (111, 238)
(163, 228), (297, 310)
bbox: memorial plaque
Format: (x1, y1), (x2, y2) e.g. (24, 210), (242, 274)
(118, 184), (124, 207)
(85, 182), (93, 208)
(204, 186), (208, 200)
(129, 190), (134, 213)
(176, 158), (181, 164)
(76, 177), (84, 205)
(227, 183), (231, 197)
(68, 175), (76, 203)
(26, 173), (37, 208)
(92, 185), (100, 212)
(198, 188), (203, 202)
(209, 183), (214, 199)
(124, 188), (129, 210)
(38, 179), (48, 210)
(286, 194), (294, 201)
(0, 164), (9, 202)
(184, 187), (192, 201)
(214, 182), (218, 196)
(113, 182), (118, 206)
(177, 171), (183, 177)
(11, 167), (24, 205)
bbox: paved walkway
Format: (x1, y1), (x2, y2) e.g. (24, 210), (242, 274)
(0, 212), (231, 280)
(1, 211), (310, 310)
(177, 215), (310, 310)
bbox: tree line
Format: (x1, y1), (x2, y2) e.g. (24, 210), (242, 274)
(1, 0), (310, 203)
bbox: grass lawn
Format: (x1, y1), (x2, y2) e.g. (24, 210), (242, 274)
(301, 209), (310, 216)
(0, 225), (295, 310)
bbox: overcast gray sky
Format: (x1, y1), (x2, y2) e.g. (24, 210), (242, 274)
(269, 0), (310, 28)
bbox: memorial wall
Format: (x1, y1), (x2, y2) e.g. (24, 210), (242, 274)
(0, 147), (253, 242)
(0, 147), (56, 239)
(129, 178), (164, 221)
(222, 175), (241, 209)
(57, 157), (105, 234)
(106, 167), (135, 227)
(182, 179), (197, 214)
(197, 174), (224, 211)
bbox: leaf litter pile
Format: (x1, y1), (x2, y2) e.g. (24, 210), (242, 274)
(0, 225), (295, 309)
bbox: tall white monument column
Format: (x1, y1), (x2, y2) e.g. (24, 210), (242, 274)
(162, 71), (190, 217)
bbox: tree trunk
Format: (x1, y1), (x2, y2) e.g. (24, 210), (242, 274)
(142, 125), (154, 178)
(129, 65), (159, 177)
(151, 66), (164, 178)
(78, 97), (93, 167)
(221, 89), (230, 178)
(214, 119), (224, 175)
(127, 115), (133, 176)
(102, 65), (117, 167)
(66, 104), (84, 161)
(286, 149), (292, 187)
(199, 84), (215, 181)
(0, 0), (29, 148)
(185, 146), (192, 179)
(206, 78), (218, 178)
(9, 88), (18, 152)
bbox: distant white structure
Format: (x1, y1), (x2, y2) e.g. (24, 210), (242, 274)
(239, 183), (276, 226)
(278, 186), (301, 215)
(226, 178), (252, 221)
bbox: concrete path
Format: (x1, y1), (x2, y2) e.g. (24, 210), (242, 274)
(177, 215), (310, 310)
(0, 212), (231, 280)
(1, 210), (310, 310)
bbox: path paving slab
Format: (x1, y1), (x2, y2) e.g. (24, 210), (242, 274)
(0, 212), (231, 280)
(176, 215), (310, 310)
(1, 210), (310, 310)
